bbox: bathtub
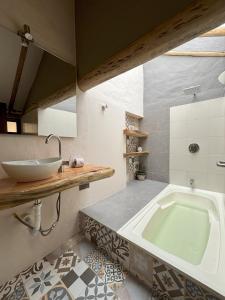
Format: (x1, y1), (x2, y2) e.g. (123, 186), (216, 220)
(118, 184), (225, 296)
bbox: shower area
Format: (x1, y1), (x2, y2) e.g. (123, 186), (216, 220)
(141, 27), (225, 188)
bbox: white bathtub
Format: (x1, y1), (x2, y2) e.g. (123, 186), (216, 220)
(118, 184), (225, 296)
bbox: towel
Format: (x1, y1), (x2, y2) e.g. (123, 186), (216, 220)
(69, 155), (85, 168)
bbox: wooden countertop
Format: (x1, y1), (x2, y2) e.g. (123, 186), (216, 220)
(0, 164), (114, 210)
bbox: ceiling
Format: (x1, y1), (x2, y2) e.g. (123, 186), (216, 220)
(75, 0), (193, 78)
(0, 0), (225, 96)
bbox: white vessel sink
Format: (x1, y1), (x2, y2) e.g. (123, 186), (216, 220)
(1, 157), (62, 182)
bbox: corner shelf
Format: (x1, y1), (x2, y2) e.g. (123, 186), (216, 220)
(125, 111), (143, 120)
(123, 151), (149, 158)
(123, 129), (148, 138)
(0, 165), (114, 210)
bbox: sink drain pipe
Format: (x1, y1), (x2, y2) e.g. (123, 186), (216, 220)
(14, 192), (61, 236)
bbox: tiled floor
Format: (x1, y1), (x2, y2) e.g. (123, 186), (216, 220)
(0, 238), (153, 300)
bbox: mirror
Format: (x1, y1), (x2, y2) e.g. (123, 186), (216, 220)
(0, 25), (77, 137)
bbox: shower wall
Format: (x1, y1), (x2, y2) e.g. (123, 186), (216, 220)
(170, 97), (225, 193)
(141, 36), (225, 183)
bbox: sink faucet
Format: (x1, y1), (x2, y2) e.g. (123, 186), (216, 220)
(45, 134), (63, 173)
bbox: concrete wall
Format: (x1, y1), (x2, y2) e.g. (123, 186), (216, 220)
(141, 37), (225, 182)
(0, 66), (143, 283)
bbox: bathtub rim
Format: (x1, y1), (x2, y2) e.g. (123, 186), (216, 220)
(118, 184), (225, 297)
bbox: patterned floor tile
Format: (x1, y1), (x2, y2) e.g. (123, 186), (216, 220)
(62, 261), (96, 298)
(83, 247), (126, 293)
(20, 259), (49, 283)
(76, 276), (116, 300)
(104, 263), (125, 284)
(0, 274), (21, 299)
(84, 249), (110, 277)
(1, 239), (150, 300)
(23, 267), (59, 300)
(53, 250), (77, 279)
(42, 281), (73, 300)
(4, 278), (29, 300)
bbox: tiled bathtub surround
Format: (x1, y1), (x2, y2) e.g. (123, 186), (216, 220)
(80, 213), (224, 300)
(170, 97), (225, 192)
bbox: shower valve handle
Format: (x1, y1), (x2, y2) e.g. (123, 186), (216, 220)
(216, 161), (225, 167)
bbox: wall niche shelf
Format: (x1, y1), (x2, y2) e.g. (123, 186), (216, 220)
(0, 164), (114, 210)
(123, 128), (148, 138)
(125, 111), (143, 120)
(123, 151), (149, 158)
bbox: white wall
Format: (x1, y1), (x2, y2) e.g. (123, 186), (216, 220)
(170, 97), (225, 193)
(0, 66), (143, 283)
(88, 66), (144, 116)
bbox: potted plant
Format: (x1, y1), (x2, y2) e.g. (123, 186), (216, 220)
(136, 167), (147, 181)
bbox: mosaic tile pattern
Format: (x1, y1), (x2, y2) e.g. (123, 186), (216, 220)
(80, 214), (129, 268)
(84, 249), (110, 276)
(4, 278), (29, 300)
(2, 232), (224, 300)
(42, 281), (72, 300)
(20, 260), (46, 282)
(76, 276), (115, 300)
(0, 274), (21, 299)
(0, 249), (117, 300)
(54, 250), (77, 279)
(152, 259), (223, 300)
(104, 263), (125, 284)
(24, 267), (58, 300)
(152, 258), (185, 299)
(125, 114), (139, 130)
(83, 248), (126, 294)
(125, 113), (140, 181)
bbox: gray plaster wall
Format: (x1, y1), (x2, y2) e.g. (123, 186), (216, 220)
(141, 36), (225, 183)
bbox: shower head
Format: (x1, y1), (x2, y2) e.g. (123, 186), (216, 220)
(183, 85), (201, 97)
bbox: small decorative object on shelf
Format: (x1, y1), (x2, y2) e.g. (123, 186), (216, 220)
(128, 125), (136, 130)
(136, 163), (147, 181)
(137, 146), (143, 152)
(136, 169), (146, 181)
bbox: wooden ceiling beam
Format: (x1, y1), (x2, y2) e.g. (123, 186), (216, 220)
(201, 27), (225, 37)
(78, 0), (225, 91)
(164, 50), (225, 57)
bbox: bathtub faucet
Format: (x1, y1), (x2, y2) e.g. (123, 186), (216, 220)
(189, 178), (194, 188)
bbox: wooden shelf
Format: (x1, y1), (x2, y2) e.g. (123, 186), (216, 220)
(0, 164), (114, 210)
(123, 151), (149, 158)
(123, 129), (148, 138)
(126, 111), (143, 120)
